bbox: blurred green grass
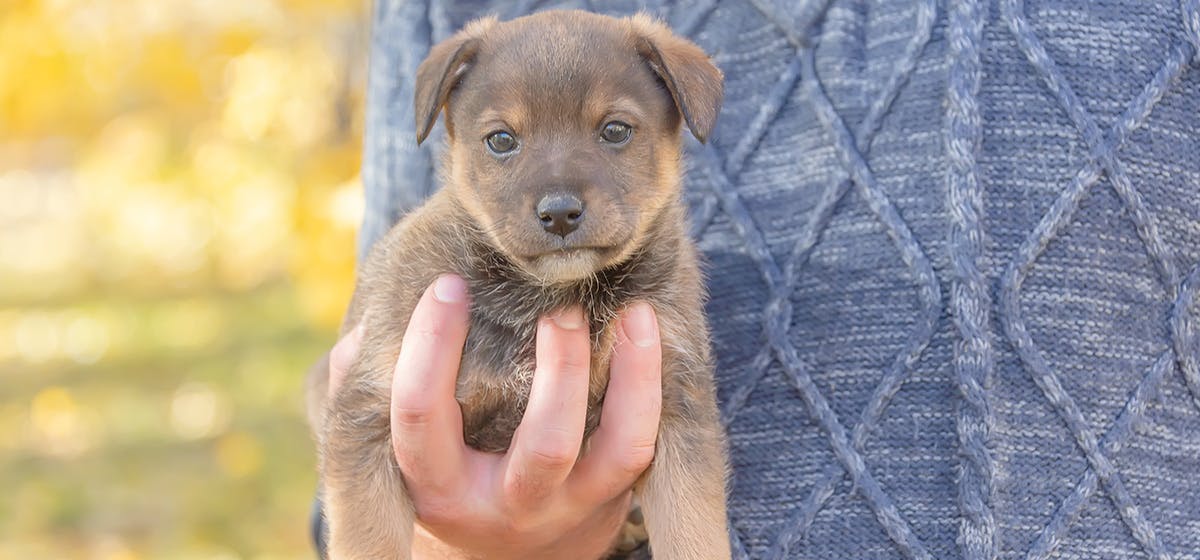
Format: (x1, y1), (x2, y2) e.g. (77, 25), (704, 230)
(1, 1), (368, 557)
(2, 287), (329, 559)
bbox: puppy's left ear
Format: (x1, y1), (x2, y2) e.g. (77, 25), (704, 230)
(631, 15), (724, 143)
(414, 17), (496, 144)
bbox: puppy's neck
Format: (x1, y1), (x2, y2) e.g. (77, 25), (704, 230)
(453, 199), (689, 331)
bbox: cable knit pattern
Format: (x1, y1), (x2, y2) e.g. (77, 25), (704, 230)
(357, 1), (1200, 557)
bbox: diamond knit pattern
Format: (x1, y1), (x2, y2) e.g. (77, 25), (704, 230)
(359, 1), (1200, 558)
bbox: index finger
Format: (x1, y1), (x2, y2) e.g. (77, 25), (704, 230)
(391, 274), (472, 495)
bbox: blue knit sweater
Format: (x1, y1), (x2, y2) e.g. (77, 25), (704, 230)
(356, 1), (1200, 558)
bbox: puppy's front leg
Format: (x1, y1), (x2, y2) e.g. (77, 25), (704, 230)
(639, 411), (730, 560)
(323, 382), (414, 560)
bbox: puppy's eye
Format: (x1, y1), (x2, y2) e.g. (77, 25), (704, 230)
(485, 131), (518, 154)
(600, 121), (632, 145)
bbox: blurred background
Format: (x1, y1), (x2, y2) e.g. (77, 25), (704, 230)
(1, 0), (368, 557)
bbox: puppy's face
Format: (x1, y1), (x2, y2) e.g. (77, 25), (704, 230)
(414, 11), (722, 282)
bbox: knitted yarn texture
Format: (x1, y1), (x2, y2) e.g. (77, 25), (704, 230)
(358, 1), (1200, 558)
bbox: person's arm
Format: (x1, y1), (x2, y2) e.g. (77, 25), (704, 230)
(324, 276), (662, 559)
(358, 0), (439, 261)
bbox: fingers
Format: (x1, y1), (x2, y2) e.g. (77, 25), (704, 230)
(327, 323), (363, 397)
(503, 306), (591, 507)
(570, 302), (662, 504)
(391, 274), (472, 494)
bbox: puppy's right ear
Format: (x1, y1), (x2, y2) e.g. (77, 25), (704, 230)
(414, 17), (496, 144)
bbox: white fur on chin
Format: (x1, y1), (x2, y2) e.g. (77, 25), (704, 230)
(527, 249), (608, 284)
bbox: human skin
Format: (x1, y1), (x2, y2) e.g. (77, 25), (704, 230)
(325, 274), (663, 559)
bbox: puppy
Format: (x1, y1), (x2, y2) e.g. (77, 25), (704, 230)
(309, 10), (728, 559)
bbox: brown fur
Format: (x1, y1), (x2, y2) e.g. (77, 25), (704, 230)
(309, 10), (729, 559)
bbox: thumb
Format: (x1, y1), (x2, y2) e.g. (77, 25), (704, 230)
(328, 323), (364, 397)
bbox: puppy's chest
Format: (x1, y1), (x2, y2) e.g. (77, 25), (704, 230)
(452, 311), (615, 453)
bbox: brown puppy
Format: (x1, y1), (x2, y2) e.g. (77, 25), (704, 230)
(309, 10), (728, 559)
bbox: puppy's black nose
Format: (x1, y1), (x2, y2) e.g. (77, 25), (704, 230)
(536, 194), (584, 237)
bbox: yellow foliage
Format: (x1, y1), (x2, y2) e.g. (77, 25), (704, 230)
(1, 0), (369, 557)
(214, 431), (266, 479)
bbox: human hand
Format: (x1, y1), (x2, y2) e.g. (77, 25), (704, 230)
(326, 274), (663, 559)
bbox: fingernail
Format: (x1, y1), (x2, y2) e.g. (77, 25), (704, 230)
(432, 274), (467, 303)
(550, 307), (584, 330)
(623, 302), (657, 348)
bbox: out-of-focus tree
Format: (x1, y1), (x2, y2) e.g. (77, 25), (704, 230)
(0, 1), (368, 557)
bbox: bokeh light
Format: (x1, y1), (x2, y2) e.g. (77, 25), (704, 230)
(1, 0), (367, 557)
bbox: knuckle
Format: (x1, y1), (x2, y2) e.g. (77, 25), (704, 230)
(616, 440), (657, 475)
(391, 403), (435, 428)
(502, 466), (558, 508)
(411, 495), (458, 527)
(540, 352), (589, 377)
(530, 447), (576, 471)
(498, 509), (544, 537)
(501, 477), (544, 512)
(525, 437), (578, 471)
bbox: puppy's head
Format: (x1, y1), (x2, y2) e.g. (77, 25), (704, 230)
(414, 11), (723, 283)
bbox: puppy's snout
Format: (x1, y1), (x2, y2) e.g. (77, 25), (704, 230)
(536, 193), (584, 238)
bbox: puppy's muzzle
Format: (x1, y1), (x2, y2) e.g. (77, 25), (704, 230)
(536, 193), (584, 238)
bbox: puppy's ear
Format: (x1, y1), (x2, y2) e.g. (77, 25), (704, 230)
(414, 17), (496, 144)
(630, 14), (724, 143)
